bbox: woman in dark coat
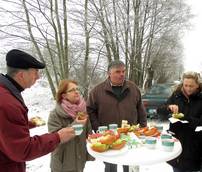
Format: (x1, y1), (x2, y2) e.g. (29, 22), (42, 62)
(158, 71), (202, 172)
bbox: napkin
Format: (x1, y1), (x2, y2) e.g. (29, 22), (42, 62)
(195, 126), (202, 132)
(169, 117), (189, 124)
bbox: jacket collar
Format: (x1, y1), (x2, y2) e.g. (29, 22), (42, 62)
(175, 89), (202, 100)
(0, 74), (26, 107)
(103, 79), (130, 102)
(104, 79), (130, 93)
(5, 74), (24, 92)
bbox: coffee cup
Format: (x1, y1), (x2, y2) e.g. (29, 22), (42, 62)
(162, 139), (175, 152)
(139, 135), (146, 143)
(145, 137), (157, 149)
(97, 126), (108, 133)
(109, 124), (118, 131)
(161, 133), (172, 140)
(155, 125), (163, 132)
(72, 124), (83, 135)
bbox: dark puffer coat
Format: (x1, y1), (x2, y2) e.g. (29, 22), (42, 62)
(158, 89), (202, 171)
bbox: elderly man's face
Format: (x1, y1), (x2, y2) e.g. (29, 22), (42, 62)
(21, 68), (40, 88)
(108, 65), (125, 85)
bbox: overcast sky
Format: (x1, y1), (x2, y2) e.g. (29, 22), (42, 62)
(0, 0), (201, 73)
(183, 0), (202, 72)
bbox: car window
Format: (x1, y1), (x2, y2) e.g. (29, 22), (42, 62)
(147, 85), (172, 95)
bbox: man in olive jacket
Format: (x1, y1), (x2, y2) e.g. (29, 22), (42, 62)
(87, 60), (147, 172)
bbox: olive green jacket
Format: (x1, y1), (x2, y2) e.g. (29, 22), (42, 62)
(48, 103), (92, 172)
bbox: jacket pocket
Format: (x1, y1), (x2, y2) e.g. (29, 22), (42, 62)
(50, 147), (64, 171)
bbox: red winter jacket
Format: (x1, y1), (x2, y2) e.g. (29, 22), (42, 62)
(0, 74), (60, 172)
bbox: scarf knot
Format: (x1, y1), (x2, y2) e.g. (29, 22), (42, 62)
(61, 97), (86, 118)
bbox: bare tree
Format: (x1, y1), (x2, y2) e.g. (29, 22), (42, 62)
(87, 0), (191, 87)
(0, 0), (75, 97)
(0, 0), (192, 96)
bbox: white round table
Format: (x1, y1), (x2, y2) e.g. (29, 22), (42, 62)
(87, 138), (182, 171)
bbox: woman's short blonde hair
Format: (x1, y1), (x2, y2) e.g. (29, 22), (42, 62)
(182, 71), (202, 85)
(175, 71), (202, 92)
(56, 79), (78, 103)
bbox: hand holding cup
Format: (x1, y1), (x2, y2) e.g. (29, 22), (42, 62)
(57, 127), (75, 143)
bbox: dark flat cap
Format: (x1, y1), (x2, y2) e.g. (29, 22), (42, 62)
(6, 49), (45, 69)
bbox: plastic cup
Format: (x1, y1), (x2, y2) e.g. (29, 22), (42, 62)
(72, 124), (83, 135)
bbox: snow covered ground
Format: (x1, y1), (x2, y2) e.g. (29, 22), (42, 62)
(23, 79), (173, 172)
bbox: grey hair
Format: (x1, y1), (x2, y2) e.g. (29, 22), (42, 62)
(107, 60), (125, 72)
(6, 66), (27, 77)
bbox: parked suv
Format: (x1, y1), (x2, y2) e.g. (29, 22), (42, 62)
(142, 83), (176, 119)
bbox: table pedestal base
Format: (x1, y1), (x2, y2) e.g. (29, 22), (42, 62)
(130, 165), (139, 172)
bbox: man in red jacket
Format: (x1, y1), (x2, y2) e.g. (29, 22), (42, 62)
(0, 49), (75, 172)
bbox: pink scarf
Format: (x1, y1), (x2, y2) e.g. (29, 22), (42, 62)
(61, 97), (86, 118)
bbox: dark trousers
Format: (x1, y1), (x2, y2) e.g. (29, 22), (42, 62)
(104, 162), (129, 172)
(173, 167), (200, 172)
(201, 160), (202, 172)
(201, 162), (202, 172)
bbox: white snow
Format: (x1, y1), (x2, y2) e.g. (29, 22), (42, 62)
(22, 79), (173, 172)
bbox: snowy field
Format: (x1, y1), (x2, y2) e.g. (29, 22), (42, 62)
(23, 79), (173, 172)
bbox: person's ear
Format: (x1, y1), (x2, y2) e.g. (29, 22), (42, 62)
(62, 93), (66, 99)
(15, 70), (24, 80)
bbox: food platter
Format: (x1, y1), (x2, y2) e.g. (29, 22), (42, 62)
(86, 121), (182, 167)
(87, 142), (129, 157)
(87, 120), (167, 158)
(87, 121), (163, 154)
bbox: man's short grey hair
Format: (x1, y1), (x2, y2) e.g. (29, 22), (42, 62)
(6, 66), (27, 77)
(107, 60), (125, 72)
